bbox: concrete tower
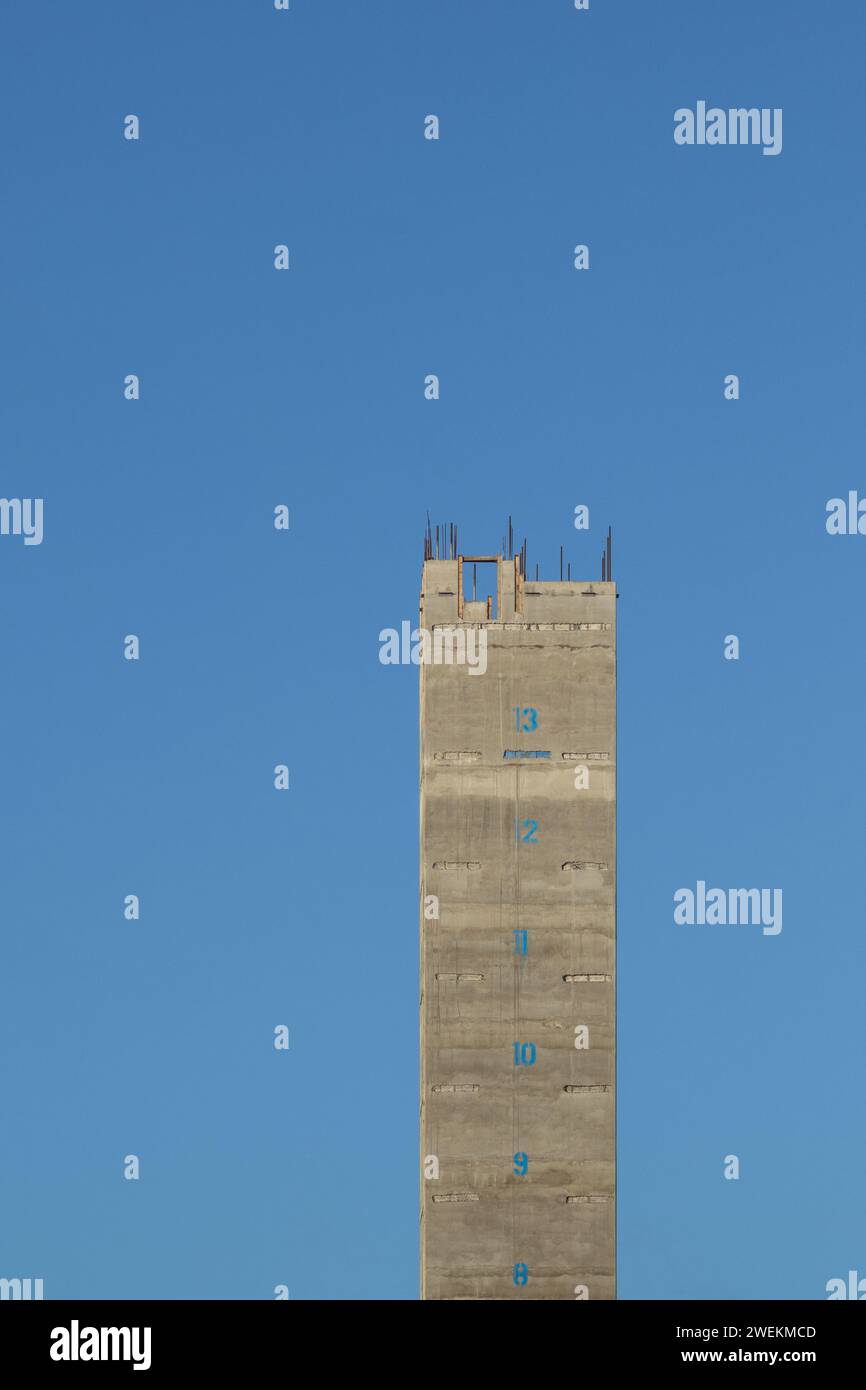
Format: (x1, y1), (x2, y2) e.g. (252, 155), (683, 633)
(419, 525), (616, 1300)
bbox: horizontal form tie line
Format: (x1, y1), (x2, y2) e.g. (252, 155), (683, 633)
(430, 1084), (611, 1095)
(561, 752), (610, 761)
(431, 751), (611, 760)
(431, 973), (608, 983)
(428, 621), (611, 632)
(428, 1194), (611, 1205)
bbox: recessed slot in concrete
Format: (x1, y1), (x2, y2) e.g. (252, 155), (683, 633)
(435, 973), (485, 982)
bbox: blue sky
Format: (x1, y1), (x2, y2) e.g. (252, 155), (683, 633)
(1, 0), (864, 1299)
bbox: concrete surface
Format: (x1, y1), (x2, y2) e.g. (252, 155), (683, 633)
(420, 553), (616, 1300)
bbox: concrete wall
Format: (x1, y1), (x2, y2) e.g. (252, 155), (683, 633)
(420, 556), (616, 1300)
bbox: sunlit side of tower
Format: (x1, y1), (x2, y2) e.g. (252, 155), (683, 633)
(420, 523), (616, 1300)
